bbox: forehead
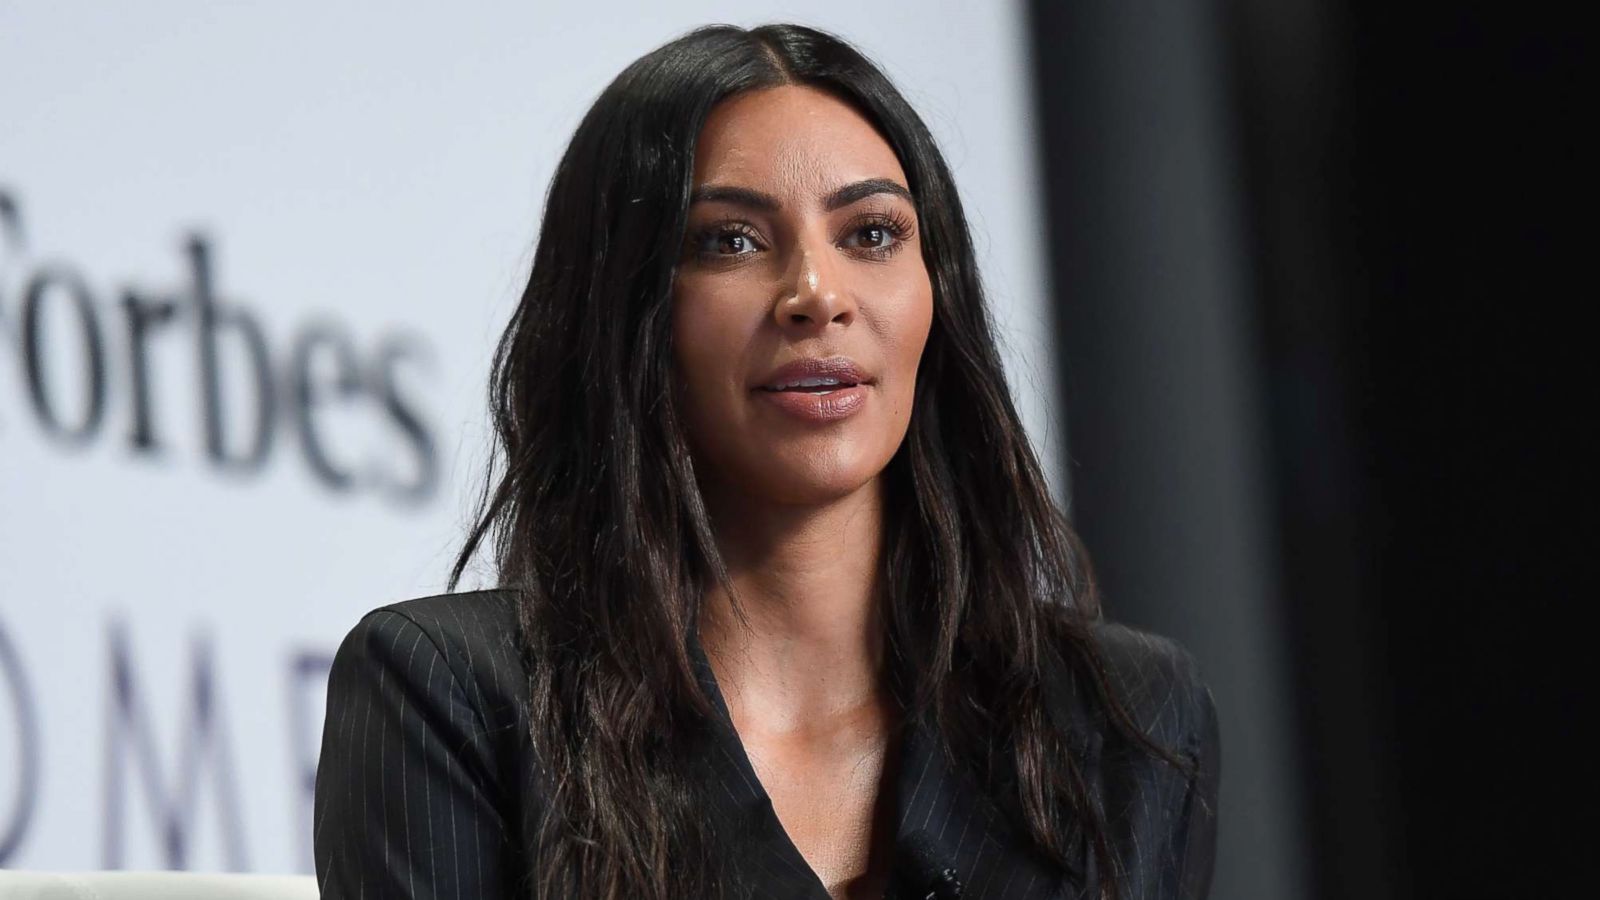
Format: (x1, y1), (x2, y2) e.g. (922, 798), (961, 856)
(691, 84), (908, 198)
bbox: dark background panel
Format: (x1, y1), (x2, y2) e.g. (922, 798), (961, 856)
(1026, 3), (1309, 898)
(1029, 1), (1584, 897)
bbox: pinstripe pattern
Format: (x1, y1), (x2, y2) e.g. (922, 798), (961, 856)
(313, 590), (1218, 898)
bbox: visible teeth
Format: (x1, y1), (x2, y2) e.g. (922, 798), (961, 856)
(774, 376), (843, 389)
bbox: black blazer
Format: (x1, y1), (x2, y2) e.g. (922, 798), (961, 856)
(313, 589), (1219, 899)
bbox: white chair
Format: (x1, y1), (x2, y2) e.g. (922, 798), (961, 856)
(0, 870), (318, 900)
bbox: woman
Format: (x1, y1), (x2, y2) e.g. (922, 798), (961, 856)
(313, 23), (1218, 900)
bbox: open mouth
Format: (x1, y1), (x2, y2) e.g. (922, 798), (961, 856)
(759, 377), (864, 394)
(755, 379), (870, 422)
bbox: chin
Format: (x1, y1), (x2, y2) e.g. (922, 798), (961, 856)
(754, 458), (886, 507)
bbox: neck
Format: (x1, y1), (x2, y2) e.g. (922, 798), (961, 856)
(696, 475), (890, 730)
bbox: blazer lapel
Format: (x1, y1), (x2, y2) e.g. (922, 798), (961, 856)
(686, 631), (1103, 899)
(688, 632), (833, 899)
(891, 696), (1098, 900)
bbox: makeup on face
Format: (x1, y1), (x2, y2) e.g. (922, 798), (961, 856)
(754, 354), (875, 423)
(670, 84), (933, 504)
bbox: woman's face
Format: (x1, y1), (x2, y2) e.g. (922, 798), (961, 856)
(672, 84), (934, 507)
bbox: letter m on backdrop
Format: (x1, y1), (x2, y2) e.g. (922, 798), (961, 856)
(102, 619), (248, 870)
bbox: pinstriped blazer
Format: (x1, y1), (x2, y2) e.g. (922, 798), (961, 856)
(313, 589), (1218, 899)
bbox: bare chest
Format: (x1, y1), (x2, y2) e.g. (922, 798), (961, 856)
(739, 725), (900, 899)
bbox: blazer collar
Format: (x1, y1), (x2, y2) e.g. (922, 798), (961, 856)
(686, 631), (1101, 899)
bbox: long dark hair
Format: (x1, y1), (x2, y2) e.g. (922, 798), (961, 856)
(448, 22), (1191, 900)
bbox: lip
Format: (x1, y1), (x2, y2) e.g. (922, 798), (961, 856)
(753, 355), (874, 423)
(755, 356), (874, 391)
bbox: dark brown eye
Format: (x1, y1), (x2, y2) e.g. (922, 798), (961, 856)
(692, 226), (764, 258)
(717, 234), (756, 254)
(840, 221), (904, 253)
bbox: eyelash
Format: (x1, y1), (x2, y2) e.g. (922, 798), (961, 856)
(688, 210), (916, 262)
(842, 210), (916, 259)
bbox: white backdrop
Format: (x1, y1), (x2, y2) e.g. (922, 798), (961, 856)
(0, 1), (1058, 875)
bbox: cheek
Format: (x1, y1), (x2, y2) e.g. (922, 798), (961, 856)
(671, 278), (761, 426)
(673, 284), (729, 382)
(877, 271), (935, 418)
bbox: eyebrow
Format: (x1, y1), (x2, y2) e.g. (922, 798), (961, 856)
(687, 177), (915, 212)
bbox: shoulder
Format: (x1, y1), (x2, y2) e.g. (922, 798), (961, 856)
(331, 588), (529, 721)
(1083, 622), (1221, 888)
(1051, 618), (1218, 762)
(315, 591), (530, 889)
(366, 587), (523, 655)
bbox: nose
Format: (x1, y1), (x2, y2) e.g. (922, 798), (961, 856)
(774, 235), (856, 332)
